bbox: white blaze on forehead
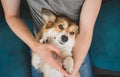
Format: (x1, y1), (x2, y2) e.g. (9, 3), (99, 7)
(63, 21), (68, 28)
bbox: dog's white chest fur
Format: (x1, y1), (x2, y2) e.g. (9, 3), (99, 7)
(44, 64), (64, 77)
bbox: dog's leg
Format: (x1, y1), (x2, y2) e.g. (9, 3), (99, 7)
(62, 56), (73, 73)
(63, 57), (81, 77)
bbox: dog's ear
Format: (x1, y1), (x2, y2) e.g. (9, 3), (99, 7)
(42, 8), (57, 23)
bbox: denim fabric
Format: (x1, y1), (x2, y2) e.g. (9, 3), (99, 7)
(32, 54), (93, 77)
(32, 67), (43, 77)
(80, 54), (93, 77)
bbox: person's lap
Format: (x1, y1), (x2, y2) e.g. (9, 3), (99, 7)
(31, 54), (93, 77)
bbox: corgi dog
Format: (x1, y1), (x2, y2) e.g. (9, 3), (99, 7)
(32, 8), (80, 77)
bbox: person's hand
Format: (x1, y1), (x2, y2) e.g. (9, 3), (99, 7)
(67, 73), (75, 77)
(32, 43), (69, 76)
(67, 72), (80, 77)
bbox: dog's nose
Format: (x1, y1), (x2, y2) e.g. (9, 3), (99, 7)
(61, 35), (68, 42)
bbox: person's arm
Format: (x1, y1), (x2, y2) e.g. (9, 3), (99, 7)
(1, 0), (68, 76)
(69, 0), (102, 77)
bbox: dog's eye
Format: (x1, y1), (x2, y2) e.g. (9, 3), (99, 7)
(70, 32), (75, 35)
(58, 24), (64, 30)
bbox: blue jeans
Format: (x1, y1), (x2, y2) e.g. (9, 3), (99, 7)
(79, 54), (93, 77)
(32, 54), (93, 77)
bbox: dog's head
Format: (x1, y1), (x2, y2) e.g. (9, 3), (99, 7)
(39, 8), (79, 49)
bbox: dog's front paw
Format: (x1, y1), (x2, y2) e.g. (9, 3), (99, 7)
(62, 56), (73, 73)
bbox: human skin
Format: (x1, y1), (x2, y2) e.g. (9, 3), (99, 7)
(68, 0), (102, 77)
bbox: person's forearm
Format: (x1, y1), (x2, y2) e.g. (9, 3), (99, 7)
(73, 30), (93, 75)
(5, 16), (39, 50)
(72, 0), (102, 76)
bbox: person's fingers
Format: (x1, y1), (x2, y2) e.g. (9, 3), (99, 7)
(67, 74), (73, 77)
(48, 44), (61, 57)
(48, 56), (68, 77)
